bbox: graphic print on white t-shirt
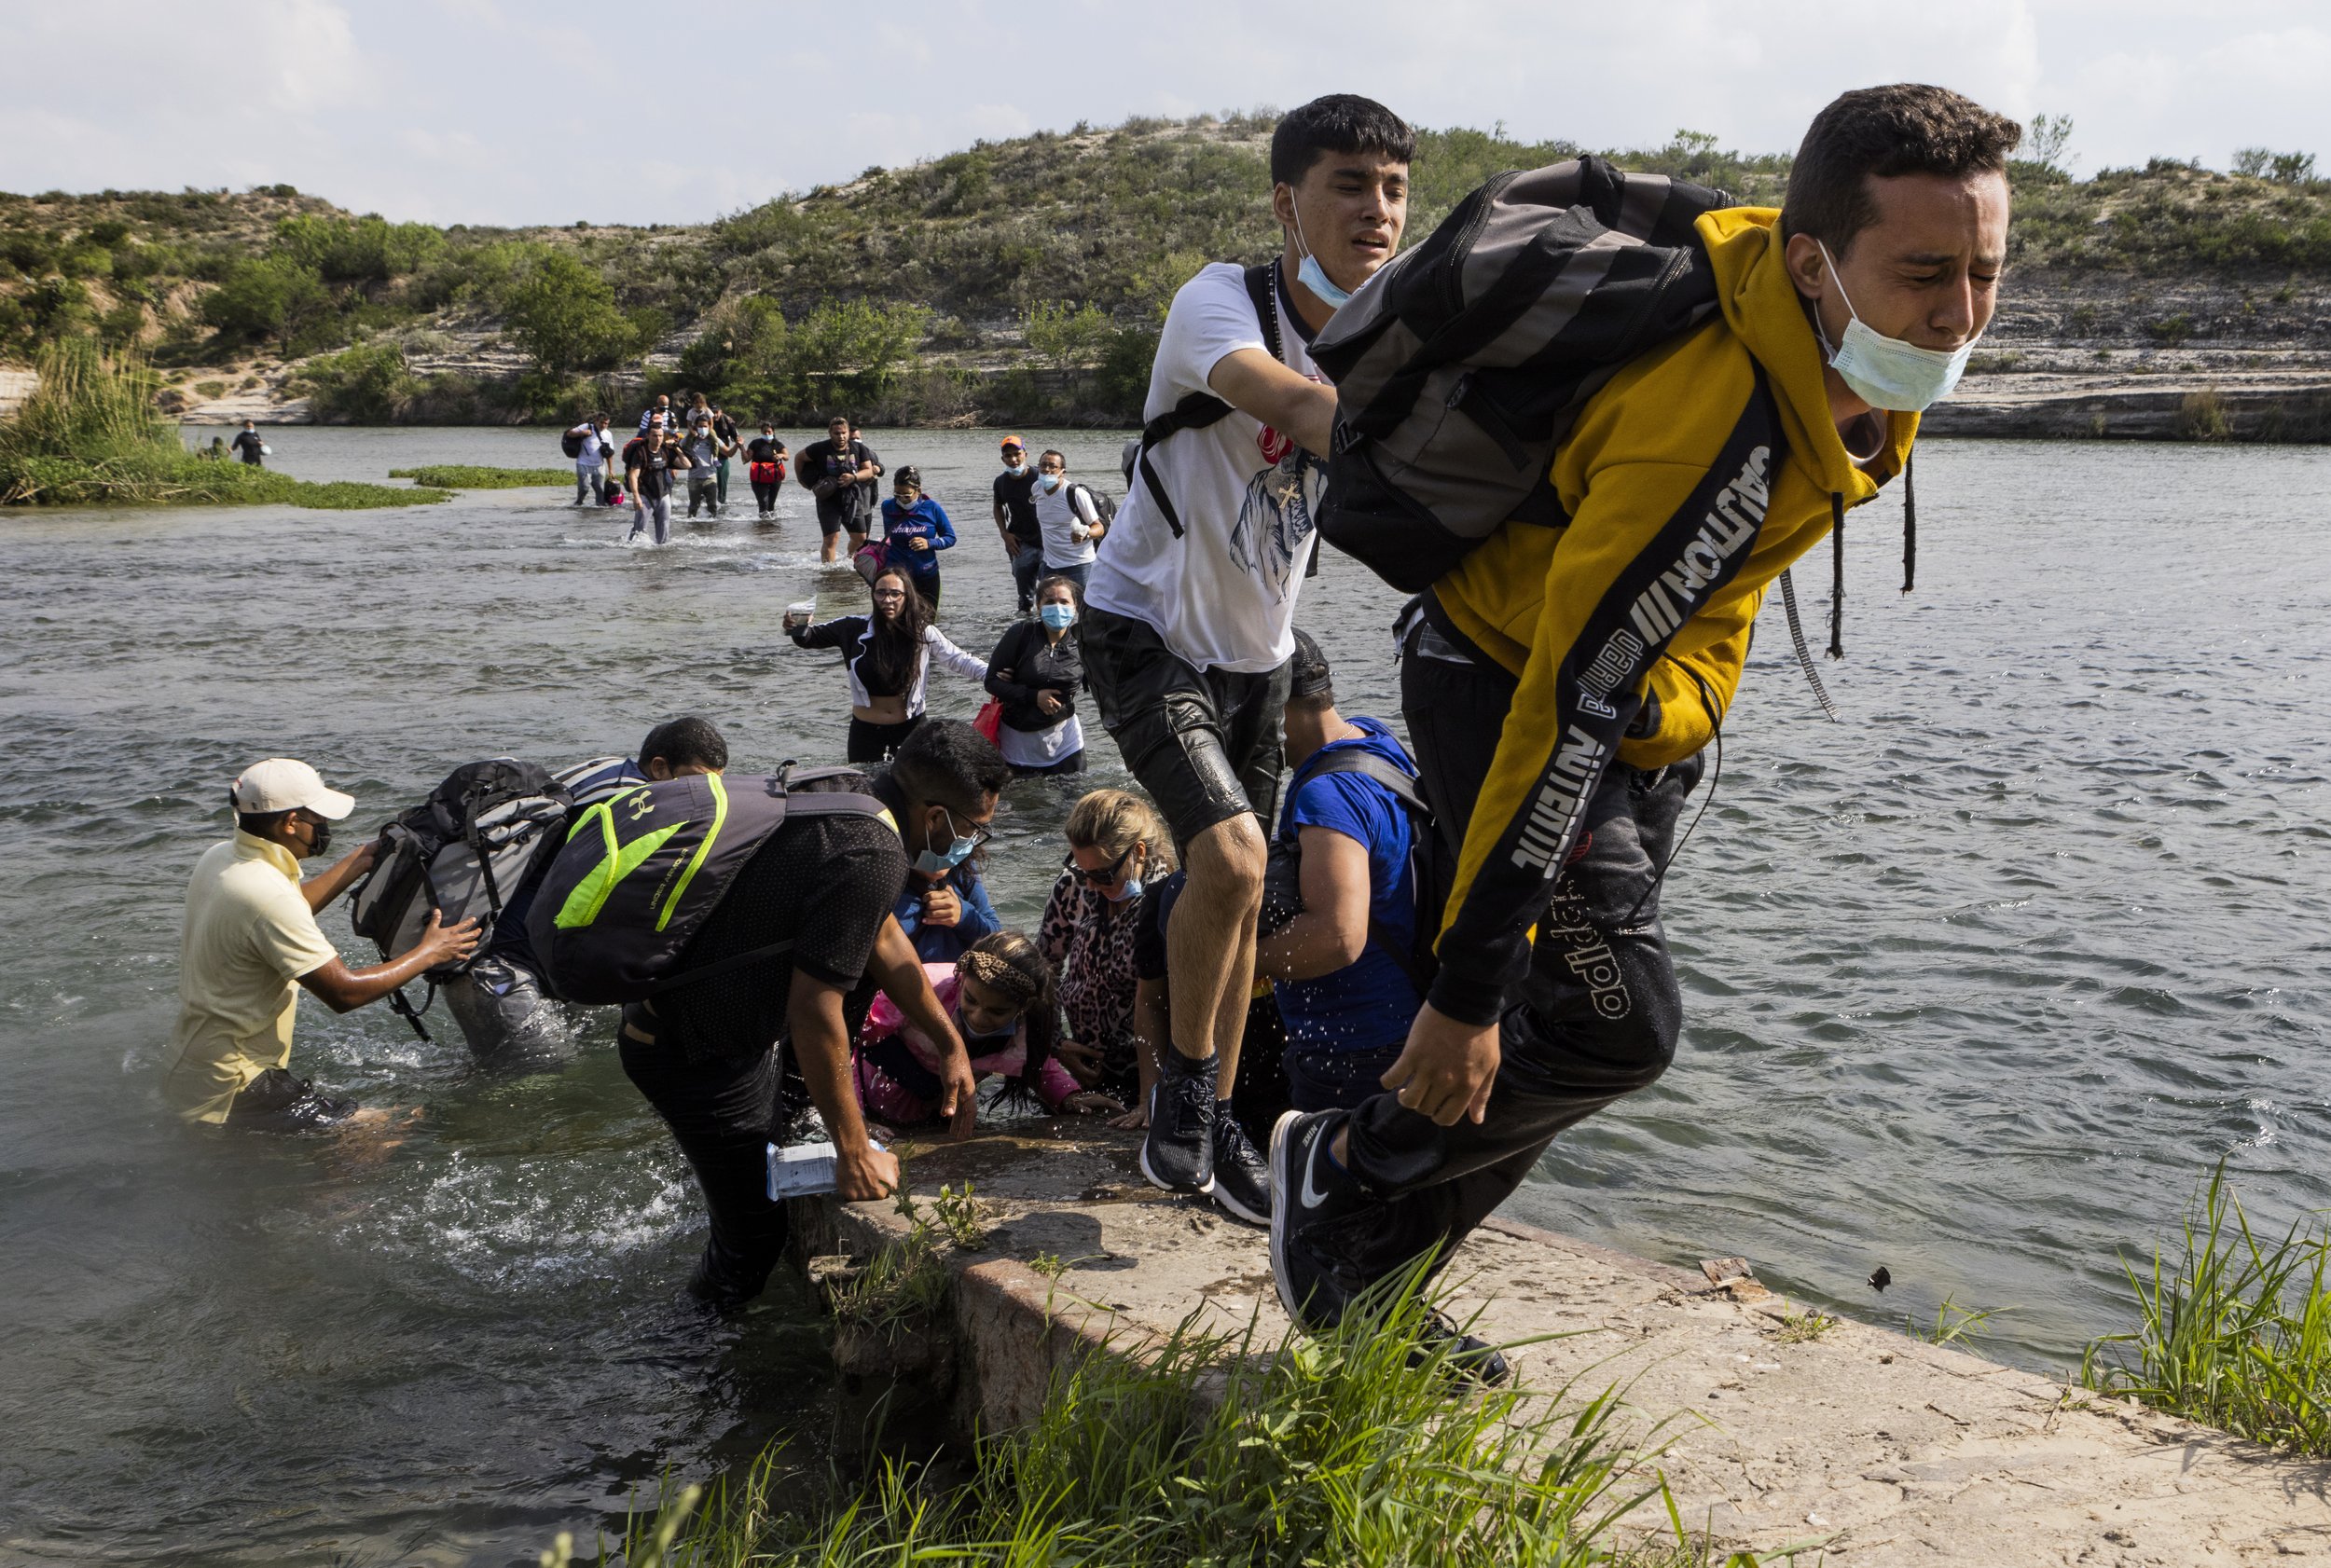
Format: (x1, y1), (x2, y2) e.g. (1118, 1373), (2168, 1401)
(1085, 261), (1323, 676)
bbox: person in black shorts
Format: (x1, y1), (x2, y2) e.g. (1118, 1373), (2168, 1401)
(991, 435), (1042, 613)
(617, 720), (1008, 1308)
(797, 415), (879, 564)
(1080, 95), (1413, 1223)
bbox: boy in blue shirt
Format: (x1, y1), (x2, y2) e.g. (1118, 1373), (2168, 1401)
(1256, 630), (1427, 1110)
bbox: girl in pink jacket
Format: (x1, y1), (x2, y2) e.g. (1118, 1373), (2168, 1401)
(855, 931), (1124, 1129)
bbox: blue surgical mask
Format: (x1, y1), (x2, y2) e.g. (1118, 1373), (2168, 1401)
(1293, 208), (1352, 309)
(912, 807), (979, 878)
(1038, 603), (1077, 631)
(1106, 874), (1145, 903)
(1038, 472), (1063, 492)
(1815, 241), (1979, 413)
(1004, 461), (1027, 475)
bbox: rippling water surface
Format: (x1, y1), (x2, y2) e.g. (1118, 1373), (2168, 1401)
(1, 428), (2325, 1563)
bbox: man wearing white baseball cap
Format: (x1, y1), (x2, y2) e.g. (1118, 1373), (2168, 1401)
(162, 758), (480, 1129)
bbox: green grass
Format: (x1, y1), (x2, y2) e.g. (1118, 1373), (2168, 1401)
(0, 339), (447, 508)
(386, 463), (569, 488)
(2081, 1163), (2331, 1454)
(556, 1269), (1743, 1568)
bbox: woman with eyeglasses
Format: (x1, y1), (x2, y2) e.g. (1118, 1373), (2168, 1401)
(782, 567), (986, 763)
(984, 573), (1086, 777)
(1037, 789), (1178, 1103)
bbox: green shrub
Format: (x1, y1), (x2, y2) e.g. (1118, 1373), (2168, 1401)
(503, 250), (638, 373)
(201, 255), (332, 351)
(2083, 1164), (2331, 1453)
(291, 341), (419, 422)
(385, 464), (568, 488)
(575, 1271), (1693, 1568)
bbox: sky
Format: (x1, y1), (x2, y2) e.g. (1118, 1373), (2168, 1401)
(4, 0), (2327, 227)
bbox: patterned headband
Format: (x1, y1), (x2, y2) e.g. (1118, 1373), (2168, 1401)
(959, 948), (1041, 1006)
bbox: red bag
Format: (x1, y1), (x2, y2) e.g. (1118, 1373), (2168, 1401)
(748, 461), (781, 485)
(972, 698), (1004, 745)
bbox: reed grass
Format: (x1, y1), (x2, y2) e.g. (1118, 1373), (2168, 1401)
(386, 464), (571, 488)
(2080, 1163), (2331, 1454)
(550, 1268), (1748, 1568)
(0, 339), (447, 508)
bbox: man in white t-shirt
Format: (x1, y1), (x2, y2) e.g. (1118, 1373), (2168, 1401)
(1029, 447), (1108, 596)
(570, 413), (613, 506)
(1082, 94), (1413, 1224)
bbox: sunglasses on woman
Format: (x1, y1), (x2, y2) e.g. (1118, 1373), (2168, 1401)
(1063, 842), (1137, 887)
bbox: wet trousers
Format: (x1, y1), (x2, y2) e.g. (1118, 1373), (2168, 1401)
(575, 464), (606, 504)
(619, 1024), (790, 1309)
(752, 479), (782, 515)
(1008, 543), (1042, 611)
(1325, 619), (1699, 1285)
(630, 495), (671, 543)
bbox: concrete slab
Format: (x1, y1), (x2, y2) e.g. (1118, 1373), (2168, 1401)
(798, 1121), (2331, 1565)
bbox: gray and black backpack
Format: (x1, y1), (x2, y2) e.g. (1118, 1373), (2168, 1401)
(348, 759), (575, 1038)
(1309, 157), (1731, 593)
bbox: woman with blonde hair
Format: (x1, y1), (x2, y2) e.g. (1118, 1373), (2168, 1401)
(1039, 789), (1177, 1103)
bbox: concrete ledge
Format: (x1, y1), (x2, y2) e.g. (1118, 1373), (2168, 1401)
(794, 1122), (2331, 1563)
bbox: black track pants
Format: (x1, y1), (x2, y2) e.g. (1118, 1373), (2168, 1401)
(619, 1024), (789, 1309)
(1324, 621), (1699, 1285)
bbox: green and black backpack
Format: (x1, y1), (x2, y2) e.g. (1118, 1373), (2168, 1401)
(526, 766), (890, 1005)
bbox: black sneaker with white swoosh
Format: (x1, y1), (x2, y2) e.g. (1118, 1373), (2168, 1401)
(1267, 1107), (1371, 1331)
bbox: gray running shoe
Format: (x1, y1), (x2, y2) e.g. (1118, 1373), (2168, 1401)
(1210, 1112), (1271, 1226)
(1138, 1050), (1217, 1194)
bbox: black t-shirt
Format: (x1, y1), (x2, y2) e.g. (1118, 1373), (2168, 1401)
(628, 443), (682, 500)
(655, 810), (908, 1062)
(230, 430), (265, 463)
(711, 413), (738, 444)
(746, 435), (785, 465)
(993, 467), (1041, 543)
(799, 438), (874, 507)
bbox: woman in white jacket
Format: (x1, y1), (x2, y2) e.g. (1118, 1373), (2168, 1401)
(783, 567), (986, 762)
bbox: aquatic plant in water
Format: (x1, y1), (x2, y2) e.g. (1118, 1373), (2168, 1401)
(386, 464), (572, 488)
(2081, 1163), (2331, 1455)
(0, 339), (448, 509)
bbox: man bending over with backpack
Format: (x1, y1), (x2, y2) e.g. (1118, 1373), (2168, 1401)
(1269, 84), (2019, 1377)
(613, 720), (1002, 1309)
(1256, 631), (1431, 1118)
(1083, 93), (1413, 1227)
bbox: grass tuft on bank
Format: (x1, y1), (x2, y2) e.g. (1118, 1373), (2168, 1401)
(387, 463), (570, 488)
(2081, 1163), (2331, 1455)
(548, 1271), (1744, 1568)
(0, 340), (447, 507)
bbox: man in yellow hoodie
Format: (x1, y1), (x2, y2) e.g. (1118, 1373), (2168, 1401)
(1270, 84), (2021, 1365)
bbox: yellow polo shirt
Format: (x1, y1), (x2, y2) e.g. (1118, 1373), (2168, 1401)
(161, 832), (342, 1124)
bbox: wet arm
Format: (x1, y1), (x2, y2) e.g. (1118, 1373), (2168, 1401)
(1256, 826), (1371, 982)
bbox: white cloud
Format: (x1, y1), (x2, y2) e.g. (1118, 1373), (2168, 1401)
(0, 0), (2322, 223)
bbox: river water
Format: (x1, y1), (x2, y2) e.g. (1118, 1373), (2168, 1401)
(2, 426), (2325, 1564)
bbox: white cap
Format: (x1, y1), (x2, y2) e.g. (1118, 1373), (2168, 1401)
(229, 758), (354, 819)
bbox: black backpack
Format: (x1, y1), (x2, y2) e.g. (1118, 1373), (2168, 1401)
(1127, 261), (1283, 539)
(560, 425), (589, 460)
(1308, 158), (1731, 593)
(1067, 481), (1118, 530)
(526, 765), (888, 1007)
(1260, 747), (1452, 992)
(347, 760), (574, 1038)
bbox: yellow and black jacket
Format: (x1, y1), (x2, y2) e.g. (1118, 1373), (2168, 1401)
(1422, 206), (1916, 1025)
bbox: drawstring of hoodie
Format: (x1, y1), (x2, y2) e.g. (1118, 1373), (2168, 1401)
(1900, 452), (1916, 593)
(1827, 492), (1846, 658)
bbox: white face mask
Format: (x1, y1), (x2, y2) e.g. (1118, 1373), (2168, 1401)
(1815, 241), (1978, 413)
